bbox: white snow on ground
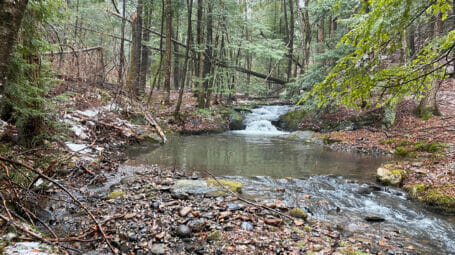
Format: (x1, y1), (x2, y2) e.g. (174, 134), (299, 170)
(76, 109), (98, 118)
(65, 142), (88, 152)
(4, 242), (56, 255)
(71, 125), (89, 140)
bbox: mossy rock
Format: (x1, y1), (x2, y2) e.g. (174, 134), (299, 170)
(290, 208), (308, 220)
(207, 230), (222, 241)
(207, 179), (242, 194)
(228, 112), (245, 130)
(107, 189), (125, 199)
(422, 185), (455, 214)
(405, 183), (427, 199)
(277, 108), (307, 130)
(376, 167), (406, 186)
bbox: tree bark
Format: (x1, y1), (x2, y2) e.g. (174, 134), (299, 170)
(196, 0), (205, 107)
(201, 2), (213, 108)
(164, 0), (172, 105)
(173, 18), (180, 90)
(139, 3), (151, 95)
(287, 0), (294, 81)
(174, 0), (193, 116)
(416, 13), (443, 117)
(0, 0), (29, 93)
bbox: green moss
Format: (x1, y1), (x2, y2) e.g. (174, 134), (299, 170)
(425, 142), (443, 153)
(322, 135), (341, 145)
(412, 141), (427, 151)
(412, 141), (444, 153)
(278, 108), (307, 130)
(396, 140), (413, 147)
(406, 183), (427, 198)
(107, 189), (125, 199)
(207, 230), (222, 241)
(290, 208), (308, 220)
(384, 138), (398, 145)
(422, 185), (455, 213)
(421, 111), (433, 121)
(395, 146), (410, 156)
(207, 179), (242, 193)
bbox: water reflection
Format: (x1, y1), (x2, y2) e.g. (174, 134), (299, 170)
(126, 133), (384, 181)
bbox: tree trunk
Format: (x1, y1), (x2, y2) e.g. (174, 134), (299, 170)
(196, 0), (205, 107)
(164, 0), (172, 105)
(0, 0), (29, 94)
(302, 0), (311, 69)
(117, 0), (126, 86)
(173, 19), (180, 90)
(139, 4), (151, 96)
(287, 0), (294, 81)
(175, 0), (193, 116)
(416, 13), (443, 117)
(201, 2), (213, 108)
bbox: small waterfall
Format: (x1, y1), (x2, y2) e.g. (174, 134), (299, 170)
(234, 105), (293, 135)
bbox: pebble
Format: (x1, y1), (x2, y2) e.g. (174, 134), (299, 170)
(188, 219), (206, 232)
(227, 203), (243, 211)
(179, 206), (193, 217)
(176, 225), (192, 238)
(241, 221), (254, 231)
(149, 243), (165, 255)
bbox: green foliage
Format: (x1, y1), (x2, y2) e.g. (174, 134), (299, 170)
(1, 0), (64, 145)
(304, 0), (454, 109)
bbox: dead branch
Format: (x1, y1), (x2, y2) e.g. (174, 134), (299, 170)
(0, 156), (115, 253)
(202, 170), (296, 222)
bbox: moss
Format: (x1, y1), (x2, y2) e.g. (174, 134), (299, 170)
(396, 140), (413, 147)
(395, 146), (411, 156)
(377, 167), (406, 186)
(207, 230), (222, 241)
(278, 108), (307, 130)
(425, 142), (443, 153)
(322, 135), (341, 145)
(107, 189), (125, 199)
(290, 208), (308, 220)
(406, 183), (427, 198)
(384, 138), (398, 145)
(422, 185), (455, 213)
(421, 111), (433, 121)
(412, 141), (444, 153)
(207, 179), (242, 193)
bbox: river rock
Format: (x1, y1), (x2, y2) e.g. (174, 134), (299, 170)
(176, 225), (192, 238)
(376, 166), (406, 186)
(171, 180), (217, 195)
(179, 206), (192, 217)
(188, 219), (206, 232)
(149, 243), (165, 255)
(241, 221), (254, 231)
(365, 214), (385, 222)
(227, 203), (244, 211)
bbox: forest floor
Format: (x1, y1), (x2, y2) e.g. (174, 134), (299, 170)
(0, 80), (453, 254)
(315, 79), (455, 213)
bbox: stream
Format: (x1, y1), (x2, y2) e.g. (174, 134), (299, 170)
(122, 105), (455, 254)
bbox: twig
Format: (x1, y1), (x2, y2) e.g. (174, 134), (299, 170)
(0, 156), (116, 253)
(202, 170), (296, 221)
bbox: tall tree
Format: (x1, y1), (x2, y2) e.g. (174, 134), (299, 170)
(0, 0), (29, 94)
(175, 0), (193, 116)
(164, 0), (172, 104)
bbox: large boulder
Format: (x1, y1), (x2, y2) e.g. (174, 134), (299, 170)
(276, 108), (307, 131)
(376, 166), (406, 186)
(228, 112), (245, 130)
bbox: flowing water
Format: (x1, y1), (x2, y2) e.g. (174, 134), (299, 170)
(124, 105), (455, 254)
